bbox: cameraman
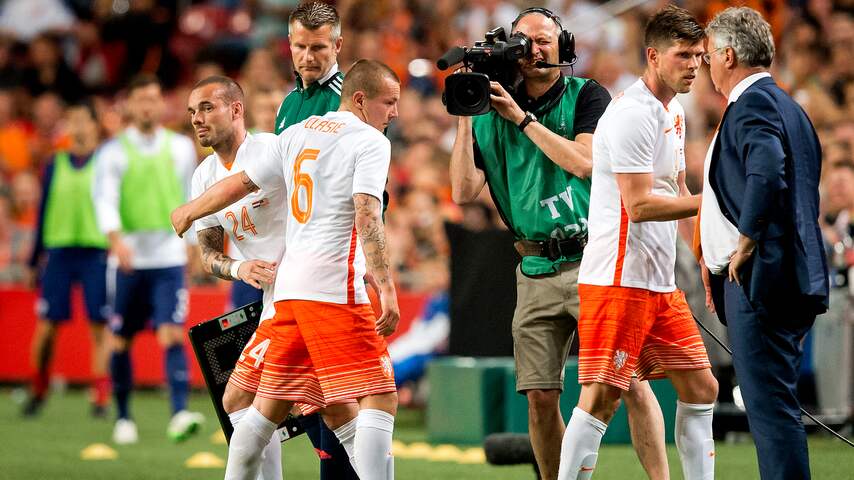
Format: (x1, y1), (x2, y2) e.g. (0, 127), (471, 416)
(449, 8), (668, 480)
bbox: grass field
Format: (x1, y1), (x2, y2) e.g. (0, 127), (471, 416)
(1, 388), (852, 479)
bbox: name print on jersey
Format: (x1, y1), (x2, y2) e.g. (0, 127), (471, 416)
(303, 116), (346, 134)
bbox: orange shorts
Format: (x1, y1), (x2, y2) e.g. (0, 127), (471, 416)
(228, 300), (396, 408)
(577, 284), (711, 391)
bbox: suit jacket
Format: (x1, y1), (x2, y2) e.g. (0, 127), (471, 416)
(708, 76), (829, 318)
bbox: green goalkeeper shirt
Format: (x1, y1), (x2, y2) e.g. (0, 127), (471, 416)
(275, 65), (344, 134)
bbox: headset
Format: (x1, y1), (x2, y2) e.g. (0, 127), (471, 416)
(511, 7), (577, 67)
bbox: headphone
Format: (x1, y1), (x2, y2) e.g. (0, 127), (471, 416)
(511, 7), (577, 66)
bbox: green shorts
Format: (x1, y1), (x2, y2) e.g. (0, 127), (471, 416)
(512, 260), (580, 393)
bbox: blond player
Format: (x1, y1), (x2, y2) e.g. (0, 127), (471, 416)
(172, 59), (400, 480)
(558, 6), (718, 480)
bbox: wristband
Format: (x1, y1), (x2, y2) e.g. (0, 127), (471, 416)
(230, 260), (244, 280)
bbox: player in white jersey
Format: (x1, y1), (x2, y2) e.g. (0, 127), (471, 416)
(558, 7), (718, 480)
(186, 76), (284, 480)
(173, 60), (401, 480)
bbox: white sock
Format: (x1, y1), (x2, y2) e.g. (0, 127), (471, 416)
(557, 407), (608, 480)
(675, 401), (715, 480)
(333, 417), (359, 475)
(355, 409), (394, 480)
(225, 407), (278, 480)
(228, 408), (283, 480)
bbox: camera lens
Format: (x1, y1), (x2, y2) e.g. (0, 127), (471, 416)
(454, 77), (483, 109)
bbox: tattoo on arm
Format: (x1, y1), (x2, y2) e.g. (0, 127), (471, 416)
(241, 171), (259, 193)
(197, 226), (236, 281)
(353, 194), (391, 288)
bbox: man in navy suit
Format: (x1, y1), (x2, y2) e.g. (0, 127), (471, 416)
(699, 7), (829, 479)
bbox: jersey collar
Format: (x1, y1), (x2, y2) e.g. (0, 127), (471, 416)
(514, 74), (567, 115)
(295, 63), (340, 92)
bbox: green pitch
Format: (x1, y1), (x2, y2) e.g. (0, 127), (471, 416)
(0, 388), (851, 479)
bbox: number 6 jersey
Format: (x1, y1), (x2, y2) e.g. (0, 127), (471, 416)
(191, 132), (287, 320)
(244, 110), (391, 306)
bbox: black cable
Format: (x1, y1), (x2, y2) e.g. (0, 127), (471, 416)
(693, 314), (854, 448)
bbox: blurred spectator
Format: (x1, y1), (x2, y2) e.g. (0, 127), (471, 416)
(239, 47), (288, 96)
(0, 0), (75, 42)
(29, 92), (69, 168)
(246, 0), (300, 48)
(22, 33), (85, 102)
(247, 87), (285, 133)
(454, 0), (519, 44)
(822, 162), (854, 289)
(99, 0), (181, 88)
(0, 88), (33, 178)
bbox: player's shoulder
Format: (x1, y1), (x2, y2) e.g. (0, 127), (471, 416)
(614, 82), (658, 112)
(349, 121), (389, 149)
(247, 131), (279, 145)
(194, 154), (218, 178)
(604, 86), (659, 126)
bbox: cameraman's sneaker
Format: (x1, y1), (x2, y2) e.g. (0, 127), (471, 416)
(167, 410), (204, 442)
(113, 418), (138, 445)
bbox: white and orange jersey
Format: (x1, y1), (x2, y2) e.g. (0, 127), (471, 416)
(191, 132), (287, 320)
(245, 111), (390, 305)
(578, 78), (686, 293)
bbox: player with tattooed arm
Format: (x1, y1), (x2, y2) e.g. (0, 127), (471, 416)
(173, 59), (401, 480)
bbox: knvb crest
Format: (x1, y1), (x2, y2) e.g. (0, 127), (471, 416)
(613, 349), (628, 371)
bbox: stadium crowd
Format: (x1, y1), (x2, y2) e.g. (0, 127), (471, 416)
(0, 0), (851, 388)
(0, 0), (851, 294)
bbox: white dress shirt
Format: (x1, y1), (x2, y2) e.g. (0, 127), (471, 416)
(701, 72), (772, 274)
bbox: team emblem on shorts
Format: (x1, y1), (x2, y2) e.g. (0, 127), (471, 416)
(613, 349), (628, 371)
(379, 354), (393, 378)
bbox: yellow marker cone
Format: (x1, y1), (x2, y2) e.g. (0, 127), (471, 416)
(185, 452), (226, 468)
(401, 441), (433, 459)
(210, 430), (227, 445)
(459, 447), (486, 464)
(428, 444), (463, 462)
(80, 443), (118, 460)
(391, 440), (408, 456)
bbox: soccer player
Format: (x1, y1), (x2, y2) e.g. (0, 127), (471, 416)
(559, 6), (719, 479)
(24, 99), (110, 418)
(226, 86), (285, 316)
(272, 3), (360, 478)
(188, 75), (285, 479)
(172, 59), (400, 480)
(93, 74), (204, 444)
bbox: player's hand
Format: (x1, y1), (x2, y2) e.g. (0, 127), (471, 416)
(376, 288), (400, 337)
(728, 249), (753, 286)
(112, 237), (134, 273)
(237, 260), (277, 289)
(699, 258), (715, 313)
(489, 81), (525, 125)
(171, 205), (193, 238)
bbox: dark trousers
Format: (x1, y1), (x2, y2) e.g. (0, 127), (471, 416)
(712, 274), (814, 479)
